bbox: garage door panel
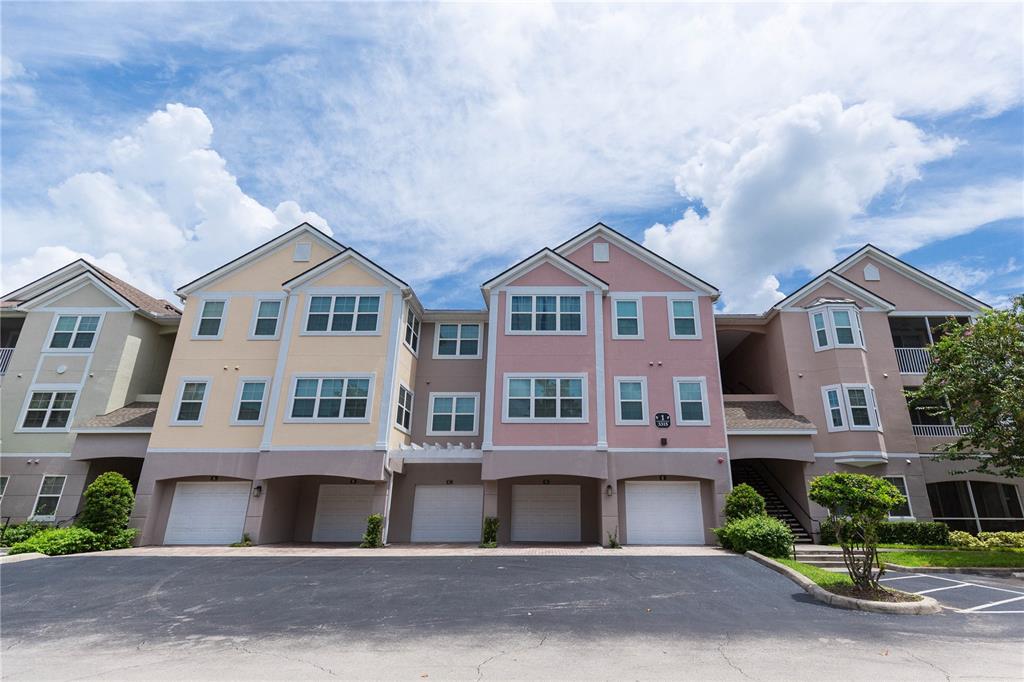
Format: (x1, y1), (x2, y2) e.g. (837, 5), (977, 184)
(312, 484), (375, 542)
(511, 484), (581, 542)
(411, 485), (483, 542)
(625, 481), (703, 545)
(164, 482), (251, 545)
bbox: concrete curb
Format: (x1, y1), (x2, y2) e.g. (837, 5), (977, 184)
(0, 552), (48, 564)
(746, 551), (942, 615)
(883, 562), (1023, 577)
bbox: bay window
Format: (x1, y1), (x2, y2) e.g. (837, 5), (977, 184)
(808, 305), (864, 351)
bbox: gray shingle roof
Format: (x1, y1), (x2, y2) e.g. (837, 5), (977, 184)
(78, 402), (158, 429)
(724, 401), (815, 431)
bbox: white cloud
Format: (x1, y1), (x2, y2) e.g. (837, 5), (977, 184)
(1, 104), (328, 298)
(642, 94), (960, 311)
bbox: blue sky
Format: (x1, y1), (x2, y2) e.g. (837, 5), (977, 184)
(2, 3), (1021, 311)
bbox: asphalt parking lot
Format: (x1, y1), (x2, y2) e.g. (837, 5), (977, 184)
(3, 555), (1022, 680)
(880, 571), (1024, 613)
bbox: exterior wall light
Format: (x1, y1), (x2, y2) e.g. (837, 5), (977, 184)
(605, 484), (614, 497)
(253, 485), (263, 498)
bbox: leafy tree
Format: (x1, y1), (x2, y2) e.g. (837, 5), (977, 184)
(914, 296), (1024, 478)
(724, 483), (766, 523)
(809, 473), (906, 591)
(77, 472), (135, 536)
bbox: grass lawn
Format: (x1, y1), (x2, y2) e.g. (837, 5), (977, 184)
(882, 549), (1024, 568)
(777, 558), (852, 588)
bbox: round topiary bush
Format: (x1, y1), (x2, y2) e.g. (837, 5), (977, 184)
(714, 515), (793, 558)
(77, 472), (135, 536)
(724, 483), (766, 523)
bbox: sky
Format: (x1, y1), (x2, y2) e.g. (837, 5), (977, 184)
(2, 3), (1022, 312)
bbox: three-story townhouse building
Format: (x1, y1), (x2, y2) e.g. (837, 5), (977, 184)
(0, 261), (179, 524)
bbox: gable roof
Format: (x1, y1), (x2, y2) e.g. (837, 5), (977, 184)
(282, 247), (410, 291)
(176, 222), (344, 297)
(480, 247), (609, 295)
(1, 260), (181, 320)
(772, 269), (896, 312)
(554, 222), (720, 298)
(833, 244), (990, 311)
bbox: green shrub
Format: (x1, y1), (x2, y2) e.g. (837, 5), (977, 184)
(0, 522), (52, 547)
(77, 472), (135, 536)
(714, 516), (793, 558)
(360, 514), (384, 548)
(481, 516), (499, 546)
(104, 528), (138, 550)
(8, 527), (104, 556)
(949, 530), (984, 548)
(977, 531), (1024, 548)
(230, 533), (253, 547)
(877, 521), (949, 546)
(724, 483), (766, 523)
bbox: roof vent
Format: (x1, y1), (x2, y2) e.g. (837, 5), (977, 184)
(593, 242), (610, 263)
(863, 263), (880, 281)
(293, 242), (312, 262)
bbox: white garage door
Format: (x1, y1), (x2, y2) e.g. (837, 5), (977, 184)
(411, 485), (484, 542)
(312, 484), (375, 542)
(164, 481), (251, 545)
(511, 484), (581, 542)
(625, 481), (704, 545)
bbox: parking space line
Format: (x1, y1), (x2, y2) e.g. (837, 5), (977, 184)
(960, 595), (1024, 613)
(914, 584), (970, 595)
(878, 574), (929, 582)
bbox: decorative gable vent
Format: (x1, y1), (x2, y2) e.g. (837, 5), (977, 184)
(293, 242), (312, 262)
(592, 242), (610, 262)
(863, 263), (880, 281)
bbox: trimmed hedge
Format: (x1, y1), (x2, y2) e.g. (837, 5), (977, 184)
(819, 519), (949, 546)
(8, 527), (137, 556)
(78, 472), (135, 536)
(951, 530), (1024, 549)
(724, 484), (766, 523)
(714, 515), (794, 558)
(360, 514), (384, 548)
(0, 522), (52, 547)
(481, 516), (499, 547)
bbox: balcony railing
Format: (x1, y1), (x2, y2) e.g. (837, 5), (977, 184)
(895, 347), (932, 374)
(0, 348), (13, 376)
(912, 424), (970, 437)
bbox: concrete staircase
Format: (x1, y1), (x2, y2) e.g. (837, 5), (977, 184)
(794, 547), (850, 572)
(731, 463), (813, 544)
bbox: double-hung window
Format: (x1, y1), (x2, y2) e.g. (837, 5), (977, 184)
(195, 300), (227, 338)
(435, 323), (481, 358)
(21, 391), (77, 430)
(395, 385), (413, 433)
(882, 476), (913, 519)
(289, 375), (372, 421)
(173, 379), (210, 425)
(613, 299), (643, 338)
(32, 475), (66, 520)
(504, 375), (586, 422)
(404, 309), (421, 353)
(49, 314), (100, 350)
(674, 377), (710, 426)
(508, 294), (583, 333)
(232, 378), (269, 425)
(809, 305), (864, 351)
(668, 297), (701, 339)
(251, 299), (282, 338)
(305, 295), (380, 333)
(614, 377), (648, 425)
(427, 393), (479, 435)
(820, 383), (881, 431)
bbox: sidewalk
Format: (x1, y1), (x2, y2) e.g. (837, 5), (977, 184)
(83, 543), (735, 558)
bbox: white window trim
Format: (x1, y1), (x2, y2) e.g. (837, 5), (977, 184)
(395, 383), (414, 435)
(821, 383), (881, 432)
(30, 474), (67, 522)
(230, 376), (271, 426)
(425, 392), (480, 437)
(283, 372), (376, 424)
(882, 475), (914, 520)
(821, 385), (847, 432)
(502, 372), (589, 424)
(611, 296), (644, 340)
(667, 294), (702, 340)
(614, 376), (649, 426)
(300, 290), (386, 336)
(248, 297), (285, 340)
(673, 376), (710, 426)
(432, 322), (483, 359)
(170, 376), (212, 426)
(403, 307), (421, 356)
(44, 312), (106, 353)
(15, 386), (82, 433)
(807, 304), (865, 352)
(504, 289), (588, 336)
(0, 475), (8, 503)
(192, 298), (229, 340)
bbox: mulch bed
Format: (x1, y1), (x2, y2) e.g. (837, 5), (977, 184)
(825, 585), (923, 603)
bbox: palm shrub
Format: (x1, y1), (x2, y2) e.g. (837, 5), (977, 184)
(809, 473), (906, 591)
(724, 484), (766, 523)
